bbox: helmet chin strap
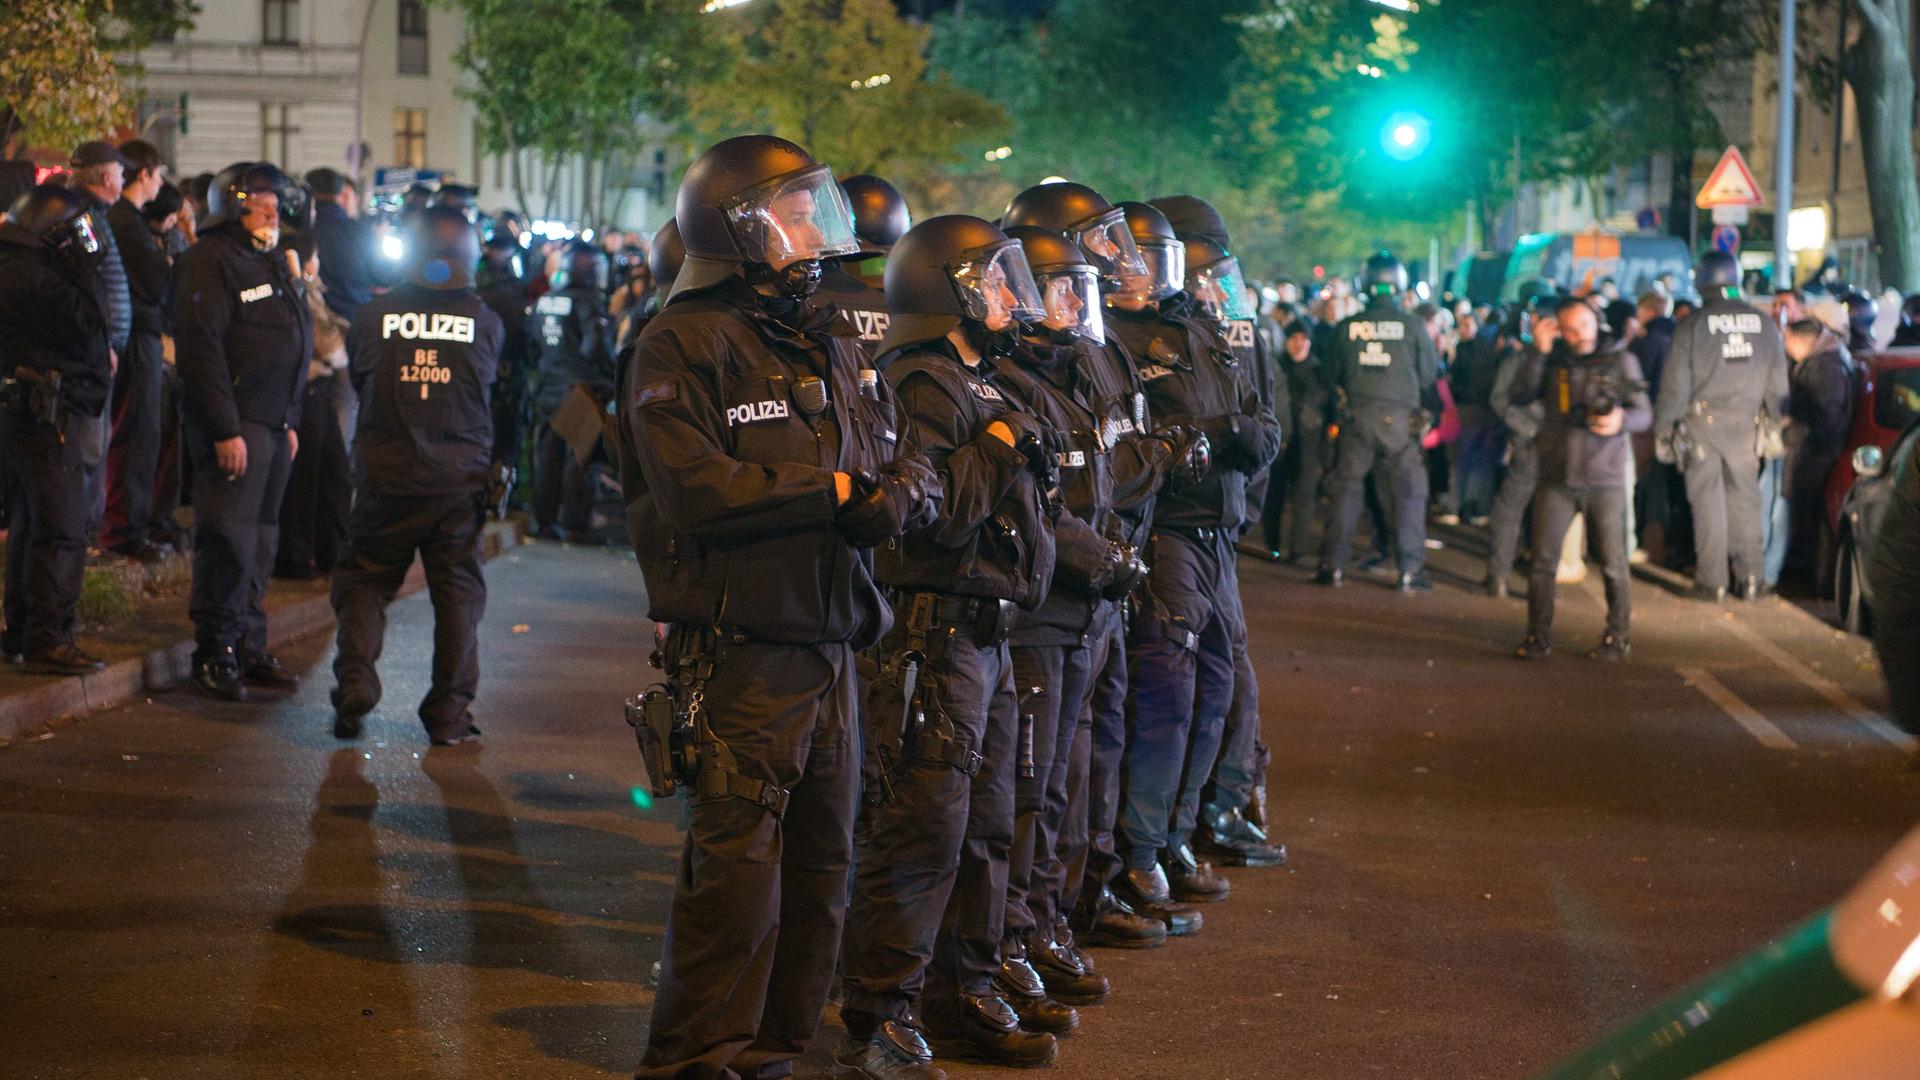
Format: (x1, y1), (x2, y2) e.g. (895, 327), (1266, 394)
(746, 259), (825, 302)
(962, 320), (1018, 359)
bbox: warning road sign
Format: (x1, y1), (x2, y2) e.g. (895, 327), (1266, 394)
(1696, 145), (1764, 209)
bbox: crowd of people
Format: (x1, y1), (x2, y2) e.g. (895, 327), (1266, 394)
(3, 127), (1916, 1080)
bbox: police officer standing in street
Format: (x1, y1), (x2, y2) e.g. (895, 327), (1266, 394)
(1317, 252), (1441, 592)
(0, 185), (114, 674)
(477, 226), (531, 512)
(330, 207), (502, 744)
(1509, 298), (1652, 660)
(173, 162), (312, 700)
(620, 135), (935, 1080)
(821, 173), (909, 360)
(839, 213), (1064, 1074)
(529, 240), (616, 541)
(1654, 250), (1790, 602)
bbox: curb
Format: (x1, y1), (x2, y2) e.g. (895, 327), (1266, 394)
(0, 519), (526, 747)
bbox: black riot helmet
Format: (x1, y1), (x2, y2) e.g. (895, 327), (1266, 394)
(1148, 194), (1231, 249)
(672, 134), (860, 300)
(648, 218), (685, 296)
(565, 240), (609, 292)
(1003, 181), (1146, 287)
(278, 176), (314, 233)
(1696, 250), (1740, 294)
(1362, 251), (1409, 300)
(5, 183), (94, 246)
(839, 174), (912, 254)
(405, 205), (480, 290)
(1183, 235), (1255, 324)
(1005, 224), (1103, 344)
(434, 182), (480, 219)
(878, 214), (1046, 355)
(203, 161), (300, 233)
(1113, 201), (1185, 304)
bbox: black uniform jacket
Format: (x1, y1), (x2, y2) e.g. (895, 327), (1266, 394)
(621, 283), (927, 649)
(171, 224), (313, 440)
(349, 284), (504, 495)
(994, 341), (1120, 644)
(108, 198), (171, 336)
(878, 340), (1056, 611)
(530, 283), (616, 415)
(1654, 296), (1790, 437)
(1326, 298), (1441, 410)
(1108, 303), (1280, 533)
(0, 223), (113, 416)
(1081, 332), (1175, 550)
(817, 263), (891, 362)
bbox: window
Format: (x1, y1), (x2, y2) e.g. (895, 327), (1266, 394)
(398, 0), (430, 75)
(262, 0), (299, 46)
(394, 108), (428, 170)
(262, 104), (299, 167)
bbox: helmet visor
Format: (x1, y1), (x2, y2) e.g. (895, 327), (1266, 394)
(1191, 255), (1254, 323)
(1135, 239), (1185, 301)
(723, 165), (860, 269)
(951, 240), (1046, 332)
(1034, 268), (1105, 343)
(1070, 207), (1148, 285)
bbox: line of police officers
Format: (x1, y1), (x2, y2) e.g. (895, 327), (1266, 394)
(615, 134), (1295, 1080)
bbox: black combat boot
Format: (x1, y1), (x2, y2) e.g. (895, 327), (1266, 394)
(1029, 934), (1109, 1006)
(1165, 843), (1231, 902)
(191, 647), (247, 702)
(923, 992), (1058, 1068)
(1196, 802), (1288, 867)
(996, 951), (1078, 1034)
(1115, 866), (1203, 935)
(832, 1016), (947, 1080)
(1076, 886), (1167, 949)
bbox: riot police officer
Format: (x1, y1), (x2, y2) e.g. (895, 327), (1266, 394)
(477, 226), (530, 510)
(620, 134), (934, 1080)
(1316, 252), (1441, 592)
(993, 223), (1148, 1010)
(173, 162), (313, 700)
(839, 214), (1064, 1073)
(821, 173), (910, 359)
(529, 240), (615, 541)
(1106, 205), (1282, 921)
(330, 206), (503, 743)
(1654, 250), (1790, 601)
(0, 185), (113, 674)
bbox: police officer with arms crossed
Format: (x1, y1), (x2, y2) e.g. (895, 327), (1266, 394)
(0, 185), (114, 674)
(1509, 298), (1652, 660)
(1316, 252), (1441, 592)
(620, 134), (935, 1080)
(838, 214), (1063, 1076)
(330, 207), (502, 743)
(1654, 250), (1790, 602)
(820, 173), (909, 360)
(173, 163), (312, 700)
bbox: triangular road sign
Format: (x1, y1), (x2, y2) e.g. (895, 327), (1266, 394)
(1696, 145), (1765, 208)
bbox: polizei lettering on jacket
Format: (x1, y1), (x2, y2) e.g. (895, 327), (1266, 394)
(727, 399), (791, 426)
(1706, 313), (1765, 336)
(1346, 320), (1406, 341)
(381, 311), (478, 343)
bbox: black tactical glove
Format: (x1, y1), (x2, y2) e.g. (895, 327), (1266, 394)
(1100, 541), (1148, 600)
(837, 462), (935, 547)
(1152, 424), (1212, 488)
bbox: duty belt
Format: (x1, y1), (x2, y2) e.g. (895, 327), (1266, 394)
(892, 589), (1018, 649)
(669, 625), (791, 817)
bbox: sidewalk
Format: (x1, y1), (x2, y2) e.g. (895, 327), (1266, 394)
(0, 518), (527, 746)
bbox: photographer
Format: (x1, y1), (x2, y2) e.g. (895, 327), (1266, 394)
(1511, 298), (1651, 661)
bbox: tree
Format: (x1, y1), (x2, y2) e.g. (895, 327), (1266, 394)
(1843, 0), (1920, 291)
(691, 0), (1007, 195)
(2, 0), (198, 159)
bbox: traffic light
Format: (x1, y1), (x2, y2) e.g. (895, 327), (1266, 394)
(1380, 110), (1431, 161)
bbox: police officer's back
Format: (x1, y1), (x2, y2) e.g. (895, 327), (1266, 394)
(820, 174), (909, 360)
(331, 206), (502, 744)
(0, 185), (113, 674)
(528, 241), (615, 539)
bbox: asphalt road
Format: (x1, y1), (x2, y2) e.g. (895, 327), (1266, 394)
(0, 533), (1913, 1080)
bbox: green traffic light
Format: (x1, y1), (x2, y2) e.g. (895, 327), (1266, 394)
(1381, 111), (1432, 161)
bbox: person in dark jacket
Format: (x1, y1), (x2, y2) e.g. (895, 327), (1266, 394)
(101, 140), (172, 560)
(172, 162), (313, 700)
(1485, 314), (1546, 597)
(1268, 320), (1333, 562)
(305, 169), (376, 323)
(620, 135), (934, 1080)
(1781, 319), (1856, 581)
(330, 207), (502, 744)
(476, 227), (531, 488)
(529, 240), (615, 540)
(0, 185), (114, 675)
(140, 183), (190, 550)
(1445, 313), (1504, 525)
(1511, 298), (1652, 659)
(1867, 429), (1920, 735)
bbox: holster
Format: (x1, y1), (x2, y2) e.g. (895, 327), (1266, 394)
(858, 644), (923, 804)
(1, 367), (64, 439)
(623, 686), (691, 799)
(625, 624), (791, 817)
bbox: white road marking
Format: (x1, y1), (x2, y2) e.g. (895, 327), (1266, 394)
(1720, 617), (1918, 752)
(1677, 666), (1798, 750)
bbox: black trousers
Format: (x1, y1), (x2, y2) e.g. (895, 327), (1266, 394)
(1072, 602), (1127, 918)
(640, 640), (860, 1080)
(101, 329), (165, 549)
(2, 411), (93, 656)
(1684, 431), (1764, 591)
(1264, 426), (1326, 559)
(188, 420), (293, 659)
(1205, 579), (1267, 815)
(534, 423), (595, 533)
(330, 489), (487, 737)
(1006, 637), (1096, 952)
(842, 630), (1016, 1024)
(1487, 441), (1539, 584)
(149, 371), (184, 543)
(278, 374), (353, 573)
(1526, 483), (1631, 644)
(1321, 412), (1429, 574)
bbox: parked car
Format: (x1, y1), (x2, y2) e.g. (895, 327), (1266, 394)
(1824, 348), (1920, 537)
(1832, 421), (1919, 635)
(1445, 250), (1509, 306)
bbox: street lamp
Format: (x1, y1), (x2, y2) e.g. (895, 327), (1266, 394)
(1379, 110), (1431, 162)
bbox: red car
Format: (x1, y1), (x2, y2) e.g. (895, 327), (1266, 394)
(1825, 349), (1920, 535)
